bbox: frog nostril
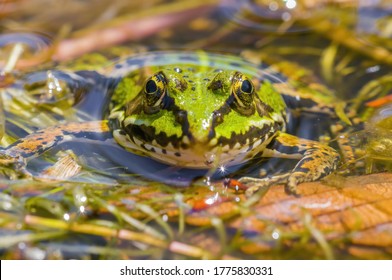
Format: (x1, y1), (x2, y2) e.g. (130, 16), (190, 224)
(173, 78), (187, 91)
(175, 110), (187, 124)
(212, 110), (223, 125)
(208, 79), (223, 91)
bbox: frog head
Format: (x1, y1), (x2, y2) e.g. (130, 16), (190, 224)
(111, 64), (286, 168)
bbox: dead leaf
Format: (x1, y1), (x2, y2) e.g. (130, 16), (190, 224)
(173, 173), (392, 258)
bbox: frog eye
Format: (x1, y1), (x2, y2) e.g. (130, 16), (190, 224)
(145, 79), (158, 94)
(143, 72), (167, 113)
(231, 72), (255, 115)
(241, 79), (253, 94)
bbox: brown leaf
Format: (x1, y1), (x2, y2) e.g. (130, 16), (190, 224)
(177, 173), (392, 258)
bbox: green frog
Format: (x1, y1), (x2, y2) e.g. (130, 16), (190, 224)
(0, 51), (340, 195)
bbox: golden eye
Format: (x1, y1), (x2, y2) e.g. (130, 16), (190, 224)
(241, 79), (253, 94)
(232, 72), (254, 107)
(230, 72), (255, 116)
(145, 79), (158, 94)
(143, 72), (167, 113)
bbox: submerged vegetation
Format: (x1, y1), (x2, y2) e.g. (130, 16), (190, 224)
(0, 0), (392, 259)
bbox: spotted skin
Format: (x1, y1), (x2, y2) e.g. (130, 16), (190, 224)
(0, 121), (110, 173)
(240, 132), (340, 195)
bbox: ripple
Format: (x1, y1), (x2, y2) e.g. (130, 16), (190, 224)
(220, 0), (325, 33)
(368, 104), (392, 126)
(20, 70), (87, 106)
(356, 3), (392, 37)
(0, 32), (53, 71)
(0, 32), (51, 52)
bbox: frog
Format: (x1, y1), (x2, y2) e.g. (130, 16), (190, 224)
(0, 51), (340, 195)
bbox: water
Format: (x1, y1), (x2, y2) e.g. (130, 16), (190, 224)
(1, 0), (392, 260)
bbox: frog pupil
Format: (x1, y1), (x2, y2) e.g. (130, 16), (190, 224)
(146, 80), (157, 93)
(241, 80), (252, 94)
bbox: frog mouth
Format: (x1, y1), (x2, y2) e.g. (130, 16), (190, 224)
(113, 121), (281, 168)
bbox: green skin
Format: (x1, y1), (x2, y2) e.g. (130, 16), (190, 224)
(0, 51), (340, 195)
(110, 68), (287, 168)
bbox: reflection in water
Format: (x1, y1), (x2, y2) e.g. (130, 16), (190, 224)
(356, 1), (392, 36)
(63, 213), (70, 221)
(220, 0), (323, 32)
(271, 230), (280, 240)
(0, 32), (52, 52)
(0, 32), (53, 70)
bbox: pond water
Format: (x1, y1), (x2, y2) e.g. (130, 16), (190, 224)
(0, 0), (392, 260)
